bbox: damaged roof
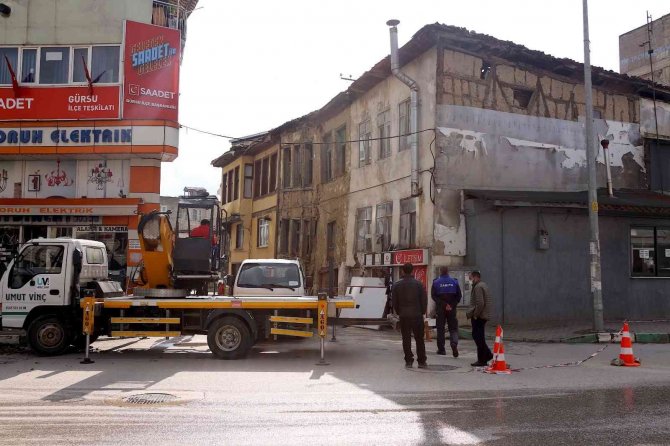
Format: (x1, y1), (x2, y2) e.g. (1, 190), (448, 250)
(212, 21), (670, 167)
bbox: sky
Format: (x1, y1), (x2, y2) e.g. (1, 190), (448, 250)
(162, 0), (670, 197)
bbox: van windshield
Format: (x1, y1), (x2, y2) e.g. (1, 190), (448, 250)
(237, 263), (301, 289)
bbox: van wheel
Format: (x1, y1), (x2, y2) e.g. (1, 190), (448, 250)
(28, 317), (71, 356)
(207, 317), (252, 360)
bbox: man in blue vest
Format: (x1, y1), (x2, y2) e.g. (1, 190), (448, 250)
(432, 266), (462, 357)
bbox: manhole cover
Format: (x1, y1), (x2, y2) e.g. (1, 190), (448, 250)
(408, 364), (460, 372)
(122, 393), (178, 405)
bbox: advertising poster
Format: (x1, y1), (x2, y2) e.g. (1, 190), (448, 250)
(23, 160), (76, 199)
(123, 20), (181, 121)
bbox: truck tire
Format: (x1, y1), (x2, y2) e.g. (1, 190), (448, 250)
(27, 317), (71, 356)
(207, 316), (252, 360)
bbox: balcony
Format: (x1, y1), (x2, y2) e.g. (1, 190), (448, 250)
(152, 0), (198, 46)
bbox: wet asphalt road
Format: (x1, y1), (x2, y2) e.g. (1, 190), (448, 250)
(0, 329), (669, 445)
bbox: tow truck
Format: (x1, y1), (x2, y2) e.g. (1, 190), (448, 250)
(0, 188), (354, 359)
(0, 239), (354, 358)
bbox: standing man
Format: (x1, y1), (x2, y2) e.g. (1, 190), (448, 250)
(432, 266), (462, 357)
(466, 271), (493, 367)
(392, 263), (428, 369)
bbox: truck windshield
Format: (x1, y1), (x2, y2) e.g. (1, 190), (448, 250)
(237, 263), (301, 289)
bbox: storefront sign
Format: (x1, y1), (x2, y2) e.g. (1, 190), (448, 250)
(123, 21), (180, 121)
(75, 226), (127, 233)
(0, 205), (137, 216)
(393, 249), (428, 265)
(0, 126), (132, 147)
(0, 86), (121, 120)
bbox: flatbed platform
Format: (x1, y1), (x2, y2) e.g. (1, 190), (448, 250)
(97, 295), (357, 310)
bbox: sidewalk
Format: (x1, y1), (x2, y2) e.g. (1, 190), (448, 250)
(456, 320), (670, 344)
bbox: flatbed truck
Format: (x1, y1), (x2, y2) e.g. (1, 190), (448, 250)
(0, 239), (355, 359)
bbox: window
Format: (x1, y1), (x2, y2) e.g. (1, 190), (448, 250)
(9, 245), (64, 289)
(254, 159), (262, 197)
(233, 166), (240, 200)
(399, 197), (417, 248)
(398, 99), (410, 151)
(282, 147), (291, 189)
(21, 48), (36, 83)
(86, 247), (105, 264)
(376, 202), (393, 251)
(356, 207), (372, 252)
(378, 109), (391, 159)
(236, 262), (301, 289)
(335, 126), (347, 176)
(631, 227), (670, 277)
(91, 46), (120, 83)
(358, 120), (371, 167)
(0, 47), (18, 85)
(279, 219), (290, 255)
(227, 170), (234, 203)
(303, 143), (313, 187)
(221, 172), (228, 204)
(290, 219), (301, 256)
(292, 145), (302, 188)
(327, 221), (336, 253)
(257, 218), (270, 248)
(322, 132), (333, 183)
(40, 47), (70, 84)
(513, 88), (533, 109)
(243, 164), (253, 198)
(302, 219), (312, 257)
(235, 223), (244, 249)
(269, 153), (278, 193)
(261, 157), (269, 196)
(73, 47), (89, 83)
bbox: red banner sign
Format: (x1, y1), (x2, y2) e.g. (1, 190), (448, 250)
(393, 249), (426, 265)
(123, 21), (180, 121)
(0, 86), (120, 120)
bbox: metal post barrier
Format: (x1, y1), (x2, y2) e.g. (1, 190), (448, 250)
(80, 295), (95, 364)
(316, 292), (329, 366)
(330, 308), (338, 342)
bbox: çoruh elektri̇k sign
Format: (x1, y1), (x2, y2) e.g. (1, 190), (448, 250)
(123, 21), (181, 121)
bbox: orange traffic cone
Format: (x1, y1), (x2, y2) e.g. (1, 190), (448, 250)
(485, 325), (511, 374)
(611, 322), (641, 367)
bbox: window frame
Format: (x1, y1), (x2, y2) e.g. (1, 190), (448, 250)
(377, 109), (391, 159)
(355, 206), (372, 252)
(630, 225), (670, 278)
(335, 125), (347, 177)
(235, 223), (244, 250)
(243, 164), (253, 199)
(358, 120), (371, 167)
(398, 98), (411, 151)
(375, 201), (393, 251)
(1, 45), (122, 86)
(399, 197), (417, 249)
(257, 218), (270, 248)
(322, 132), (333, 183)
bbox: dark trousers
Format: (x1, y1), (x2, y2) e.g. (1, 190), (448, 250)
(436, 302), (459, 352)
(400, 316), (426, 364)
(472, 318), (492, 363)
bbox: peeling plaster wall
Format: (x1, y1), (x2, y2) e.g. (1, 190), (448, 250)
(640, 98), (670, 139)
(436, 104), (647, 193)
(346, 48), (437, 269)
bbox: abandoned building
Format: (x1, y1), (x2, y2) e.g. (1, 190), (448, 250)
(212, 21), (670, 324)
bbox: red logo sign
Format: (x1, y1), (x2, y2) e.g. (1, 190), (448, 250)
(393, 249), (426, 265)
(0, 86), (120, 120)
(123, 21), (180, 121)
(413, 265), (428, 290)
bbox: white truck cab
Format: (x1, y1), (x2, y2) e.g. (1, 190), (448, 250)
(229, 259), (306, 297)
(0, 238), (120, 354)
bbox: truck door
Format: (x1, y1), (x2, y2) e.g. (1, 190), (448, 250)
(1, 243), (68, 329)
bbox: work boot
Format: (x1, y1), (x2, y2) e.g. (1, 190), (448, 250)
(436, 350), (446, 355)
(451, 345), (459, 358)
(418, 362), (428, 369)
(471, 361), (488, 367)
(405, 362), (413, 369)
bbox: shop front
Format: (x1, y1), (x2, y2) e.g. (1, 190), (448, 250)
(363, 248), (430, 288)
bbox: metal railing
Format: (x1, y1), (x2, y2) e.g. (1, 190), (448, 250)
(152, 0), (188, 41)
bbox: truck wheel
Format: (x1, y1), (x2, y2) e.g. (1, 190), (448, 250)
(28, 317), (71, 356)
(207, 316), (252, 360)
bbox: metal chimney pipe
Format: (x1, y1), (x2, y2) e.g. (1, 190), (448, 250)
(600, 139), (614, 197)
(387, 19), (420, 197)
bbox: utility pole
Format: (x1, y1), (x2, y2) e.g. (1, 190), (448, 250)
(582, 0), (604, 331)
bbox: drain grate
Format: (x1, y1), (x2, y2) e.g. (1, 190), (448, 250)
(122, 393), (178, 405)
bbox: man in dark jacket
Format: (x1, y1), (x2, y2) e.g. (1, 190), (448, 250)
(466, 270), (493, 367)
(392, 263), (428, 369)
(432, 266), (462, 357)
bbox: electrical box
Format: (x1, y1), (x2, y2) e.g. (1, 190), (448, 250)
(537, 230), (550, 250)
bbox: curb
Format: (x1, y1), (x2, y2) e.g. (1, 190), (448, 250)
(448, 329), (670, 344)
